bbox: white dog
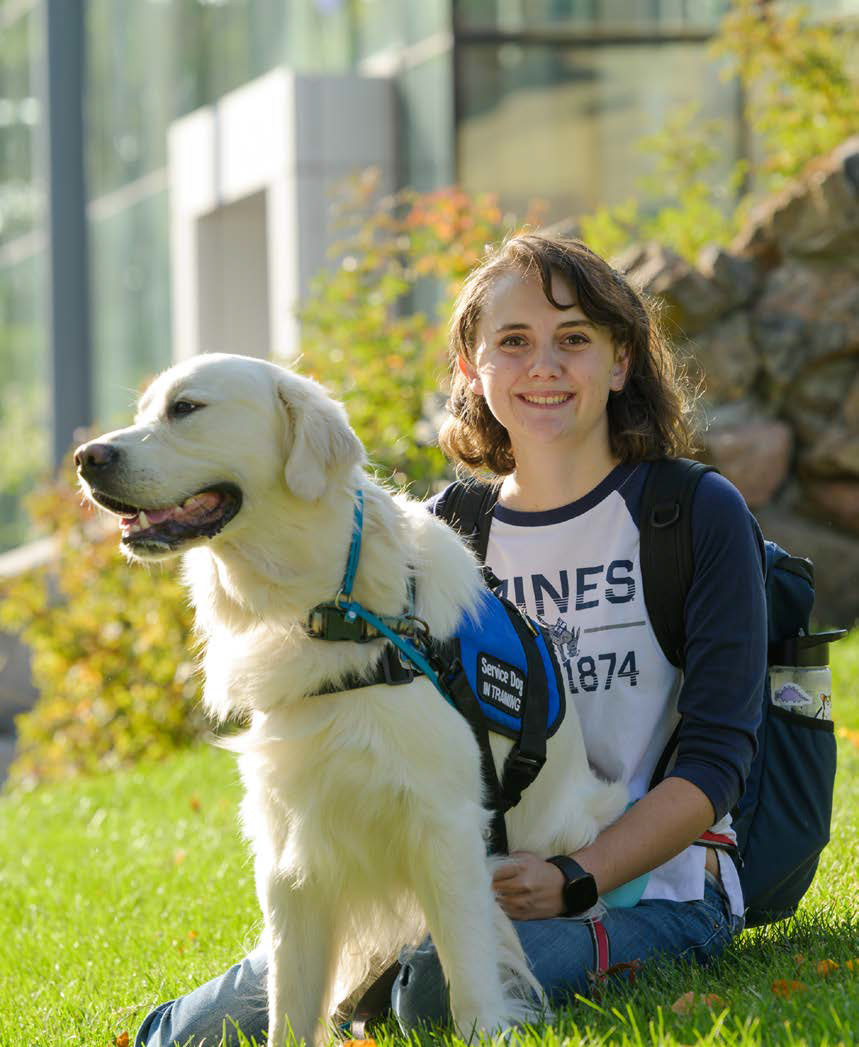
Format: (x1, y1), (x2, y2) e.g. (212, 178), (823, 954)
(76, 353), (627, 1046)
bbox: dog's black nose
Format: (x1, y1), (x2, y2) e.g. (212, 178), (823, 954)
(74, 441), (119, 473)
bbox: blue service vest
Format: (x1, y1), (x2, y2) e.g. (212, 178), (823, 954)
(453, 588), (565, 741)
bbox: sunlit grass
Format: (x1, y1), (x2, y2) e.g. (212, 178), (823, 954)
(2, 633), (858, 1047)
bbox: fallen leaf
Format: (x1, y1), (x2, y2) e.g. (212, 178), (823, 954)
(670, 991), (726, 1014)
(187, 929), (198, 941)
(189, 795), (201, 812)
(793, 953), (806, 969)
(342, 1041), (376, 1047)
(114, 1034), (130, 1047)
(771, 979), (808, 998)
(817, 959), (839, 976)
(845, 958), (859, 972)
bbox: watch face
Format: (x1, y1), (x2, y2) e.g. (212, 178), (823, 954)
(565, 872), (598, 915)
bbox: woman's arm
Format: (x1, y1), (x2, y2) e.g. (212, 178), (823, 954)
(492, 777), (714, 920)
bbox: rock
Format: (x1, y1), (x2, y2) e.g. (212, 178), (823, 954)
(755, 504), (859, 627)
(801, 424), (859, 479)
(685, 311), (760, 402)
(752, 261), (859, 401)
(622, 243), (729, 336)
(698, 246), (763, 310)
(805, 480), (859, 537)
(733, 135), (859, 263)
(780, 356), (859, 448)
(699, 416), (793, 509)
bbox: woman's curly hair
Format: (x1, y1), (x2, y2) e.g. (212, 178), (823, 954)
(439, 234), (697, 476)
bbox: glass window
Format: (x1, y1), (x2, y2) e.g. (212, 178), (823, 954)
(399, 52), (456, 191)
(88, 189), (172, 429)
(456, 41), (739, 223)
(0, 249), (49, 551)
(0, 7), (41, 247)
(455, 0), (730, 32)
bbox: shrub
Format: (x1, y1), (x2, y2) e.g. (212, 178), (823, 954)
(296, 173), (545, 492)
(580, 0), (859, 262)
(0, 458), (206, 790)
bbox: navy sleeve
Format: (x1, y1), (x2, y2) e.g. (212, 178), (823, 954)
(666, 471), (767, 821)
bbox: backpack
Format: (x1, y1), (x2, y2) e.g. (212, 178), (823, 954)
(436, 460), (845, 928)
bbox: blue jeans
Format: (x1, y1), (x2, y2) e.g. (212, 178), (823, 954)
(135, 874), (741, 1046)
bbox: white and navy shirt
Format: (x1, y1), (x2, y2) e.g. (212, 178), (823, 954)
(432, 462), (766, 915)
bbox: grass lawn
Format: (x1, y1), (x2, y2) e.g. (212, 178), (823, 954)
(2, 640), (858, 1047)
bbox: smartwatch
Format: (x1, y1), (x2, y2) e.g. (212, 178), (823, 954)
(545, 855), (599, 917)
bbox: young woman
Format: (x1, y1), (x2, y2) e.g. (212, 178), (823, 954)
(134, 235), (766, 1045)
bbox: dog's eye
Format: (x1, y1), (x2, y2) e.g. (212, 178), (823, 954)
(170, 400), (202, 418)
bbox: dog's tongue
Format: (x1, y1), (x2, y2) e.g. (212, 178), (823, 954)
(122, 492), (222, 528)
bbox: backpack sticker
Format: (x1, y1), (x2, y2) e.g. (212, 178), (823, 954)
(477, 653), (526, 716)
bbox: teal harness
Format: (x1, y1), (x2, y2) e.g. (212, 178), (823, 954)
(305, 489), (566, 854)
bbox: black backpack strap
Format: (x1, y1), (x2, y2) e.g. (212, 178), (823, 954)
(436, 480), (500, 565)
(639, 458), (716, 668)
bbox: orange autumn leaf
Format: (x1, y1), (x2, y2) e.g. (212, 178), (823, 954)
(771, 979), (808, 998)
(342, 1041), (377, 1047)
(845, 958), (859, 972)
(189, 795), (201, 812)
(115, 1034), (130, 1047)
(817, 959), (839, 976)
(187, 929), (198, 940)
(670, 991), (726, 1014)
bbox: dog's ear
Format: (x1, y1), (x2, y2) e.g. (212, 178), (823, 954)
(278, 375), (365, 500)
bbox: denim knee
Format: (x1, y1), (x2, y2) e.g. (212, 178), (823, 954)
(391, 939), (450, 1032)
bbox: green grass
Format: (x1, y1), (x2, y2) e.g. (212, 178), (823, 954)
(2, 637), (859, 1047)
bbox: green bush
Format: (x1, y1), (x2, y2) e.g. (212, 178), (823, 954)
(580, 0), (859, 262)
(296, 175), (545, 492)
(0, 458), (206, 790)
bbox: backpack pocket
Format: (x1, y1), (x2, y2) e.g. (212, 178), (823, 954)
(740, 704), (836, 928)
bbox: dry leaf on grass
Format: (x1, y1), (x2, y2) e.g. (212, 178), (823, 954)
(793, 953), (805, 969)
(771, 979), (808, 998)
(670, 991), (726, 1014)
(114, 1034), (130, 1047)
(342, 1040), (376, 1047)
(817, 959), (840, 976)
(845, 958), (859, 972)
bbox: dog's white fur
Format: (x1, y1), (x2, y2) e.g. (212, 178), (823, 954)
(80, 354), (627, 1046)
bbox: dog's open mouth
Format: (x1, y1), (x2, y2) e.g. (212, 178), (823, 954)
(90, 483), (242, 551)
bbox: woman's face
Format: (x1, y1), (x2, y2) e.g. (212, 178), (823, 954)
(463, 267), (629, 462)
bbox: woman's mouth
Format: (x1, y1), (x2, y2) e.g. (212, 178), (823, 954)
(518, 392), (574, 407)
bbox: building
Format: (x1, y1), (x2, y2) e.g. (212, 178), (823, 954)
(1, 0), (858, 551)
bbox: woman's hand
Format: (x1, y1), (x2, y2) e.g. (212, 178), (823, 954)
(492, 851), (566, 920)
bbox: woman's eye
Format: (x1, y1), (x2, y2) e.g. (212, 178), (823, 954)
(499, 335), (527, 349)
(171, 400), (202, 418)
(563, 334), (589, 348)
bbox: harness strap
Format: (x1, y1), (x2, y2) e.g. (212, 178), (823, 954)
(498, 602), (548, 814)
(439, 645), (510, 855)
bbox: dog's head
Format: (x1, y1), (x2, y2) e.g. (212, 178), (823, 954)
(76, 353), (365, 562)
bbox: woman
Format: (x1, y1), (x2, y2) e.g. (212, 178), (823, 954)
(135, 235), (765, 1045)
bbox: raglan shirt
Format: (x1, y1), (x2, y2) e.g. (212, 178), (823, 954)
(431, 462), (766, 917)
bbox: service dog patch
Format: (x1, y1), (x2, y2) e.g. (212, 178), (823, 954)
(478, 653), (526, 716)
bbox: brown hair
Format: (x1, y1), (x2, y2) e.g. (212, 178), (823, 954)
(439, 234), (696, 476)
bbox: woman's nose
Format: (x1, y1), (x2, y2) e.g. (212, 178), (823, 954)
(528, 342), (562, 378)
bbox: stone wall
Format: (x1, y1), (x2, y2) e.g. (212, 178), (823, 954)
(620, 136), (859, 628)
